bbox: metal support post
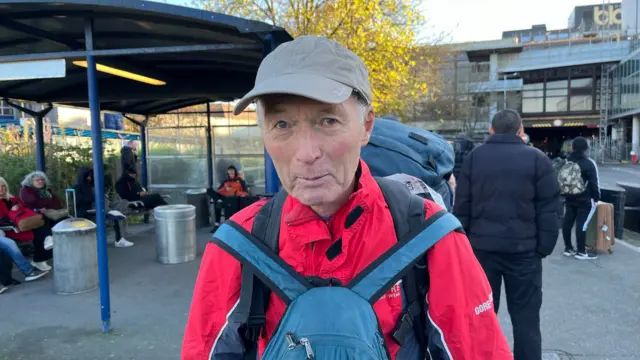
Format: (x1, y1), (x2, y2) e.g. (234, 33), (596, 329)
(84, 18), (111, 333)
(3, 99), (52, 172)
(262, 33), (280, 194)
(140, 116), (149, 190)
(206, 102), (214, 189)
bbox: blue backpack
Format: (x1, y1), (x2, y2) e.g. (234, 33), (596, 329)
(212, 178), (462, 359)
(361, 118), (455, 210)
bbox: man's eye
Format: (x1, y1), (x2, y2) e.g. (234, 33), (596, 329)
(274, 120), (289, 129)
(321, 118), (339, 126)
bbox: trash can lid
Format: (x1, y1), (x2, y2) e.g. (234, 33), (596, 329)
(154, 204), (195, 214)
(185, 188), (207, 195)
(52, 218), (97, 233)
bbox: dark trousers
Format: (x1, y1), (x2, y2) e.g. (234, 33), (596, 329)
(32, 225), (53, 263)
(562, 203), (590, 253)
(140, 194), (167, 209)
(89, 214), (123, 241)
(0, 250), (13, 286)
(474, 250), (542, 360)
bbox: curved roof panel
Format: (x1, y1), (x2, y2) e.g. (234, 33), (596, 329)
(0, 0), (293, 114)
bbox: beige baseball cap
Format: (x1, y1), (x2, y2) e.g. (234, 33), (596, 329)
(233, 35), (373, 115)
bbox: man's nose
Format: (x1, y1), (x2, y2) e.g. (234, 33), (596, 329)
(294, 128), (322, 164)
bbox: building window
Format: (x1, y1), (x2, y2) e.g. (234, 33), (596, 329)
(0, 100), (14, 116)
(545, 80), (568, 112)
(522, 83), (544, 113)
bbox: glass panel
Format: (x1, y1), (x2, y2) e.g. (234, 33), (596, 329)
(523, 98), (544, 113)
(213, 126), (264, 155)
(546, 96), (568, 112)
(523, 83), (544, 97)
(571, 78), (593, 88)
(570, 96), (592, 111)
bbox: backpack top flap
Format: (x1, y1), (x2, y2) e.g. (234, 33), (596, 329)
(363, 118), (455, 178)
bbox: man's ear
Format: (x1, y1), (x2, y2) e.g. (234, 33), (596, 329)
(488, 126), (495, 135)
(361, 109), (375, 146)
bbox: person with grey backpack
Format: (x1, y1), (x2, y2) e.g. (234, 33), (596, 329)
(557, 137), (600, 260)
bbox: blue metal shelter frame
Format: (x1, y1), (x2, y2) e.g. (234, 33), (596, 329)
(0, 0), (289, 332)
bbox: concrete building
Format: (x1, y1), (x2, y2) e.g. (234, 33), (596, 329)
(413, 1), (640, 161)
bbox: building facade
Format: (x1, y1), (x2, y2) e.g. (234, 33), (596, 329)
(412, 1), (640, 160)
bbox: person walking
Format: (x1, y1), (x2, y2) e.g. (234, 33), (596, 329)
(558, 136), (600, 260)
(454, 109), (560, 360)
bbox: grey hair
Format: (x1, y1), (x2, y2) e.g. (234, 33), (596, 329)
(255, 91), (371, 128)
(21, 171), (50, 188)
(0, 177), (12, 200)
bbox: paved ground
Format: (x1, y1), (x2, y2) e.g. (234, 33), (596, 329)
(1, 222), (639, 359)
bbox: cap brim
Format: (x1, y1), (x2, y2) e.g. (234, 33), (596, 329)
(233, 73), (352, 115)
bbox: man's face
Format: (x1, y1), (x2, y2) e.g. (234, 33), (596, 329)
(261, 95), (374, 214)
(129, 172), (137, 179)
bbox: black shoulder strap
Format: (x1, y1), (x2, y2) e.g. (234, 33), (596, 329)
(236, 190), (287, 360)
(374, 177), (431, 356)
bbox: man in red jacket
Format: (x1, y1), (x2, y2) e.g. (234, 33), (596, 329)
(182, 36), (513, 360)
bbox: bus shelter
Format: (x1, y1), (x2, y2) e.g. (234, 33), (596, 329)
(0, 0), (291, 332)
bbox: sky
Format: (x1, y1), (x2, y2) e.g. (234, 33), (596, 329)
(163, 0), (598, 43)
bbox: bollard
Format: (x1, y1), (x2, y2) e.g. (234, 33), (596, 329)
(52, 218), (98, 295)
(185, 188), (209, 228)
(154, 205), (196, 264)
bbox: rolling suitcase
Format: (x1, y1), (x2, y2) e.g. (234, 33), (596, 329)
(586, 201), (615, 254)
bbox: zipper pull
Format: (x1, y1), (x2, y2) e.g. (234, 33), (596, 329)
(299, 338), (314, 360)
(285, 332), (297, 350)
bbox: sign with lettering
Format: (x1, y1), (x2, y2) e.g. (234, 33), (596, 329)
(594, 5), (622, 26)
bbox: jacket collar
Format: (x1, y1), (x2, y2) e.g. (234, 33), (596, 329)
(485, 134), (524, 144)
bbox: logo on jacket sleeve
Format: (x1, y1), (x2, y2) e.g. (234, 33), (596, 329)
(474, 292), (493, 315)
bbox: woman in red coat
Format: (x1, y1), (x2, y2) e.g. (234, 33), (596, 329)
(0, 176), (52, 271)
(19, 171), (64, 211)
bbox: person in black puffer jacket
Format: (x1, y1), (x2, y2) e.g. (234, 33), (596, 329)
(453, 109), (560, 360)
(561, 137), (600, 260)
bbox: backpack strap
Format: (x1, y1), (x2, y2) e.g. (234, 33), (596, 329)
(228, 190), (287, 359)
(375, 177), (430, 351)
(346, 209), (460, 302)
(359, 177), (462, 355)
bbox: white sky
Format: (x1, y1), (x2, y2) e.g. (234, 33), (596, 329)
(163, 0), (597, 43)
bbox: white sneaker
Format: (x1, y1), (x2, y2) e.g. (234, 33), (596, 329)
(0, 286), (7, 294)
(44, 236), (53, 250)
(31, 261), (52, 271)
(108, 210), (127, 219)
(115, 238), (134, 248)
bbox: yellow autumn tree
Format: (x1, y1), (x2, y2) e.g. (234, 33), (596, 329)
(195, 0), (440, 120)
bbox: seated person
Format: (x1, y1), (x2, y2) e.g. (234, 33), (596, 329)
(0, 176), (53, 271)
(20, 171), (68, 226)
(115, 168), (167, 210)
(0, 230), (49, 283)
(207, 165), (249, 230)
(72, 167), (133, 248)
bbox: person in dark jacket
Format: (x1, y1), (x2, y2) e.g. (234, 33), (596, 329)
(115, 169), (167, 209)
(120, 140), (138, 175)
(454, 109), (560, 360)
(72, 168), (133, 248)
(561, 136), (600, 260)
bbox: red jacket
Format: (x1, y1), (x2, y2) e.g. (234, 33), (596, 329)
(182, 162), (512, 360)
(0, 196), (35, 242)
(19, 186), (63, 211)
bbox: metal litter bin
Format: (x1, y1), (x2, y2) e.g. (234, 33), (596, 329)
(185, 188), (209, 228)
(154, 204), (196, 264)
(52, 218), (98, 295)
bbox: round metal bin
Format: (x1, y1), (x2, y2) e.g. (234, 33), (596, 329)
(52, 218), (98, 295)
(185, 188), (209, 228)
(154, 204), (197, 264)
